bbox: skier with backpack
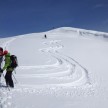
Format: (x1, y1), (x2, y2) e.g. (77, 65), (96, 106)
(0, 50), (18, 88)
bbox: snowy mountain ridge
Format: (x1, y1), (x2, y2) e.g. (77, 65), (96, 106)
(1, 27), (107, 39)
(47, 27), (108, 38)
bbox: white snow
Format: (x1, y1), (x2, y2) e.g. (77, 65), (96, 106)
(0, 27), (108, 108)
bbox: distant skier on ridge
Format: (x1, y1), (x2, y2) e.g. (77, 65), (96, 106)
(44, 34), (47, 39)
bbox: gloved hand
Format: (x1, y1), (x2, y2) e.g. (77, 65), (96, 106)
(0, 69), (3, 73)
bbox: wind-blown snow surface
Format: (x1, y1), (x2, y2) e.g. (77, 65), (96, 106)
(0, 27), (108, 108)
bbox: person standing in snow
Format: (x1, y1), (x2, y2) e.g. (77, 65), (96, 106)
(0, 50), (14, 88)
(44, 34), (47, 39)
(0, 47), (3, 77)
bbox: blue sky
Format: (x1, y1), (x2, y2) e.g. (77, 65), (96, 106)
(0, 0), (108, 37)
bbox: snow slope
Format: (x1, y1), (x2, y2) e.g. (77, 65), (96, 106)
(0, 27), (108, 108)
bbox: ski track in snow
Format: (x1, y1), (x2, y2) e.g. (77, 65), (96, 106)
(41, 40), (91, 86)
(18, 39), (91, 87)
(1, 38), (16, 50)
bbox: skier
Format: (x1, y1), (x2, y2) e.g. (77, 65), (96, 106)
(0, 47), (3, 77)
(0, 50), (14, 88)
(44, 34), (47, 39)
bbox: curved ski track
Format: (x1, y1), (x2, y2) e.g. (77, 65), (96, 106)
(18, 39), (91, 87)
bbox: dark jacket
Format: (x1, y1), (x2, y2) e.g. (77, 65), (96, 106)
(0, 56), (3, 70)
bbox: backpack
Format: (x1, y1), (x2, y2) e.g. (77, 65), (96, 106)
(10, 55), (18, 68)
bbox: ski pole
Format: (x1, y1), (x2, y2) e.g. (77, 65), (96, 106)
(14, 69), (16, 74)
(0, 73), (1, 86)
(12, 74), (18, 84)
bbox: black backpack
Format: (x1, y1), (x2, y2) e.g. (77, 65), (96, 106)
(10, 55), (18, 68)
